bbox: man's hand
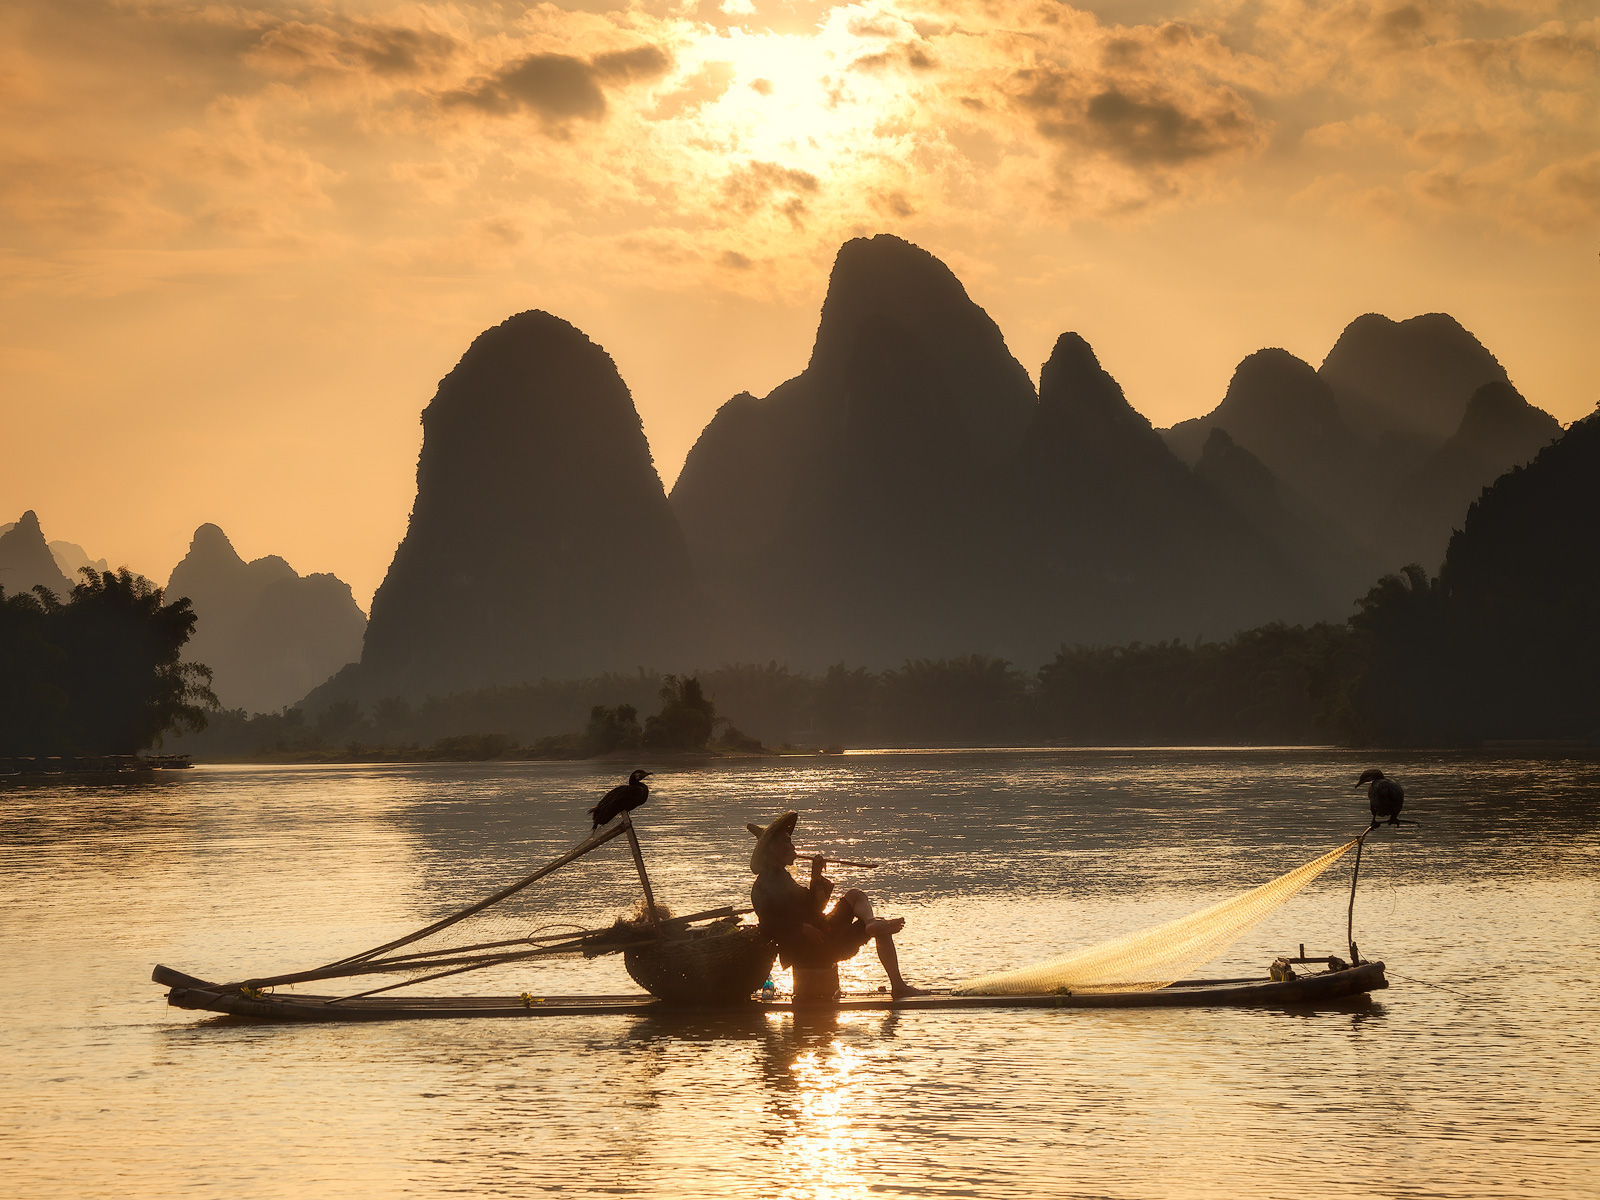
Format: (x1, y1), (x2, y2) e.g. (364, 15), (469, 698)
(808, 856), (835, 907)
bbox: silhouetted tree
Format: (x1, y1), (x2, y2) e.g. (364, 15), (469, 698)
(643, 675), (716, 750)
(585, 703), (642, 754)
(1037, 624), (1349, 744)
(881, 655), (1028, 743)
(1320, 565), (1456, 744)
(314, 699), (371, 744)
(814, 663), (881, 745)
(0, 570), (214, 755)
(54, 569), (215, 753)
(0, 589), (70, 754)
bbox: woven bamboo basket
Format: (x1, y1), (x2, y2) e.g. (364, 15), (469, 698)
(624, 919), (777, 1005)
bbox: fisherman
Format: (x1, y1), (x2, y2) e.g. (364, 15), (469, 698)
(747, 811), (930, 999)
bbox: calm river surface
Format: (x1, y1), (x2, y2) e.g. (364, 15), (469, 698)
(3, 749), (1598, 1199)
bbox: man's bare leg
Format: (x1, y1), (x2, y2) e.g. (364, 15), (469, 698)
(838, 888), (931, 997)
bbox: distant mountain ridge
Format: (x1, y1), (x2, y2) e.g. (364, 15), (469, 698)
(0, 519), (112, 585)
(1319, 312), (1510, 444)
(352, 309), (704, 702)
(995, 333), (1323, 662)
(0, 511), (74, 599)
(1161, 313), (1558, 583)
(167, 523), (367, 713)
(1344, 406), (1600, 743)
(291, 237), (1560, 711)
(671, 235), (1039, 665)
(668, 239), (1339, 669)
(1385, 381), (1562, 570)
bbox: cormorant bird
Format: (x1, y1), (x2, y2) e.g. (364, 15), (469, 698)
(1357, 768), (1405, 827)
(589, 769), (652, 829)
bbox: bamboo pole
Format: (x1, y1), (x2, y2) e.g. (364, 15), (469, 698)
(623, 816), (660, 924)
(319, 822), (630, 969)
(235, 904), (752, 991)
(1347, 831), (1369, 965)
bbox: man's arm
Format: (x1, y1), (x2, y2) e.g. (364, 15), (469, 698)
(808, 857), (835, 911)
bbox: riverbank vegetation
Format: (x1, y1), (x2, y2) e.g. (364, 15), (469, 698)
(0, 570), (214, 755)
(173, 622), (1362, 761)
(181, 672), (771, 762)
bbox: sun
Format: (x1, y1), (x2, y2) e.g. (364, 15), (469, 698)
(677, 12), (924, 170)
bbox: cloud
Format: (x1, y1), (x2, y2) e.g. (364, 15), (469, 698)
(246, 19), (461, 79)
(445, 44), (672, 122)
(0, 0), (1593, 299)
(722, 161), (821, 227)
(1020, 78), (1263, 165)
(593, 45), (674, 83)
(651, 61), (737, 117)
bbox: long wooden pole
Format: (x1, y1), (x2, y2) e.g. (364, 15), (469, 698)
(233, 904), (751, 991)
(623, 816), (660, 925)
(321, 822), (630, 968)
(1347, 831), (1368, 965)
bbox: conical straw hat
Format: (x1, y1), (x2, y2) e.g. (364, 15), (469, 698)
(747, 811), (798, 873)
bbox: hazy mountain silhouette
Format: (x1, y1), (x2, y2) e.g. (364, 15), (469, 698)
(1319, 312), (1509, 447)
(1438, 407), (1599, 737)
(1386, 381), (1563, 571)
(1166, 346), (1365, 498)
(671, 235), (1037, 665)
(996, 334), (1327, 658)
(1162, 320), (1546, 581)
(166, 523), (367, 713)
(45, 540), (109, 579)
(1192, 427), (1380, 603)
(0, 522), (111, 582)
(0, 511), (74, 599)
(1163, 347), (1386, 552)
(1340, 407), (1600, 743)
(357, 310), (702, 699)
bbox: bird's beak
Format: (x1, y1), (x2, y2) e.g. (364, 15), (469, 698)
(641, 772), (653, 778)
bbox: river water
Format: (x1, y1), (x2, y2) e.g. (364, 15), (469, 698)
(2, 749), (1597, 1199)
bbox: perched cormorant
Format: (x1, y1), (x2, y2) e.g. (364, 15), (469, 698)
(589, 769), (652, 829)
(1357, 768), (1405, 827)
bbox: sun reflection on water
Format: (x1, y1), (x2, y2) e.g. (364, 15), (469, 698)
(767, 1013), (883, 1200)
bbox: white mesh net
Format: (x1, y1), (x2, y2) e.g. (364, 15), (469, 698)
(952, 839), (1358, 996)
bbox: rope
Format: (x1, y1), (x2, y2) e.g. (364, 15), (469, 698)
(1383, 970), (1477, 1001)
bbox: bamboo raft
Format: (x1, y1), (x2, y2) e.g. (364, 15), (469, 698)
(153, 960), (1388, 1021)
(150, 809), (1399, 1024)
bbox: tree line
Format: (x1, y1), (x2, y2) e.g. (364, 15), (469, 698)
(176, 623), (1367, 760)
(1, 571), (214, 756)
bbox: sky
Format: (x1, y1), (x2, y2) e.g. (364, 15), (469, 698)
(2, 0), (1596, 606)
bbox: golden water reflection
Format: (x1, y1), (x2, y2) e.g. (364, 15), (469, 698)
(765, 1012), (893, 1200)
(4, 750), (1599, 1198)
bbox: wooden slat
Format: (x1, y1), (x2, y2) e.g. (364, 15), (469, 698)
(161, 962), (1388, 1022)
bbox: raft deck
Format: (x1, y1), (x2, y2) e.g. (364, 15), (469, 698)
(153, 961), (1388, 1022)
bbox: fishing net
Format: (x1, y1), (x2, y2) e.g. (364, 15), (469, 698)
(952, 839), (1358, 996)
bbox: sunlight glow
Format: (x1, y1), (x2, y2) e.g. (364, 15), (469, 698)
(641, 7), (940, 236)
(780, 1035), (873, 1200)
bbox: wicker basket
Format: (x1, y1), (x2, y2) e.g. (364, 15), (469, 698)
(623, 920), (777, 1005)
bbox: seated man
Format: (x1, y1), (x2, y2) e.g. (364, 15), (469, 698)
(747, 811), (929, 998)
